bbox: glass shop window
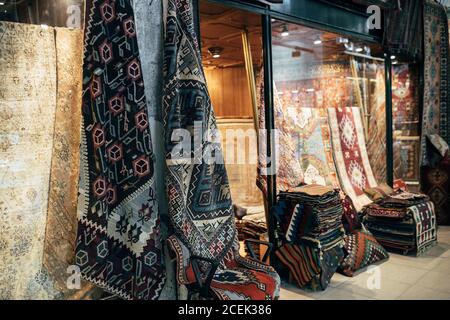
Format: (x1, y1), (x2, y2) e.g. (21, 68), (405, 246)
(271, 20), (387, 192)
(392, 63), (421, 191)
(0, 0), (84, 28)
(200, 0), (268, 259)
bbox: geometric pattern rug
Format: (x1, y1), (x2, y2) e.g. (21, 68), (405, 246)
(421, 0), (450, 165)
(75, 0), (165, 300)
(328, 107), (378, 211)
(163, 0), (236, 262)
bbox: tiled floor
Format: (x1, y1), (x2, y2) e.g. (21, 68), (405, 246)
(280, 226), (450, 300)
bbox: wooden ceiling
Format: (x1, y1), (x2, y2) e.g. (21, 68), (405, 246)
(199, 0), (384, 69)
(199, 0), (262, 68)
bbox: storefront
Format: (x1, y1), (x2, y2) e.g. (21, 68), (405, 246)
(0, 0), (449, 301)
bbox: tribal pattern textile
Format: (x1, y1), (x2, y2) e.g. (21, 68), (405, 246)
(421, 156), (450, 225)
(341, 195), (361, 234)
(275, 243), (343, 291)
(76, 0), (165, 300)
(168, 235), (280, 300)
(163, 0), (236, 262)
(328, 107), (378, 211)
(339, 229), (389, 277)
(0, 22), (60, 299)
(367, 69), (387, 183)
(392, 64), (420, 135)
(422, 0), (450, 165)
(275, 185), (345, 252)
(410, 201), (437, 255)
(295, 108), (340, 188)
(43, 28), (98, 298)
(363, 201), (437, 256)
(364, 205), (407, 219)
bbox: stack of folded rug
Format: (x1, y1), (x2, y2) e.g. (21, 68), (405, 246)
(273, 185), (345, 291)
(363, 189), (437, 256)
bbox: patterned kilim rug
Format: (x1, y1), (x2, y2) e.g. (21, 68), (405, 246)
(76, 0), (165, 300)
(296, 108), (340, 188)
(328, 107), (378, 211)
(0, 22), (61, 299)
(163, 0), (236, 262)
(422, 0), (450, 165)
(409, 201), (437, 255)
(367, 69), (387, 183)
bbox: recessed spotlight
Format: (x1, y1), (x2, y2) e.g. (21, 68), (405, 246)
(208, 47), (223, 59)
(390, 55), (396, 60)
(281, 25), (289, 37)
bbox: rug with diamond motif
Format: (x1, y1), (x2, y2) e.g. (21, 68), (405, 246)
(75, 0), (165, 300)
(328, 107), (378, 211)
(162, 0), (236, 263)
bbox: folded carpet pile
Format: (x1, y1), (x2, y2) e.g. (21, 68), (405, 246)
(363, 190), (437, 256)
(274, 185), (345, 290)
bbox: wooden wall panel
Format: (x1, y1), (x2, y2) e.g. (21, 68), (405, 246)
(205, 67), (253, 118)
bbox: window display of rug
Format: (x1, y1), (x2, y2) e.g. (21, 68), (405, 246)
(367, 68), (387, 183)
(75, 0), (165, 300)
(328, 107), (378, 211)
(0, 21), (59, 300)
(421, 0), (450, 166)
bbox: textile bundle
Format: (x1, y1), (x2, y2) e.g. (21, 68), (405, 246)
(163, 0), (280, 300)
(363, 190), (437, 255)
(328, 107), (378, 211)
(76, 0), (165, 300)
(421, 0), (450, 165)
(274, 185), (345, 290)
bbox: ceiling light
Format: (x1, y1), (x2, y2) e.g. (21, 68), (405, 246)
(313, 36), (322, 45)
(390, 55), (396, 60)
(344, 42), (354, 51)
(208, 47), (223, 59)
(336, 37), (349, 44)
(291, 89), (299, 94)
(281, 25), (289, 37)
(306, 88), (315, 92)
(355, 47), (363, 52)
(392, 60), (398, 65)
(0, 2), (5, 5)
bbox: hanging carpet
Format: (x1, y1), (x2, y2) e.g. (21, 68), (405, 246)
(328, 107), (378, 211)
(421, 0), (450, 165)
(76, 0), (165, 300)
(163, 0), (280, 300)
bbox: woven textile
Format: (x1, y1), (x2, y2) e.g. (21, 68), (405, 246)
(341, 195), (361, 233)
(367, 69), (387, 183)
(0, 22), (61, 299)
(421, 156), (450, 225)
(296, 108), (340, 188)
(76, 0), (165, 300)
(422, 0), (450, 165)
(275, 243), (343, 291)
(363, 200), (437, 256)
(163, 0), (236, 262)
(410, 201), (437, 255)
(339, 229), (389, 277)
(168, 235), (280, 300)
(42, 28), (98, 299)
(328, 107), (378, 211)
